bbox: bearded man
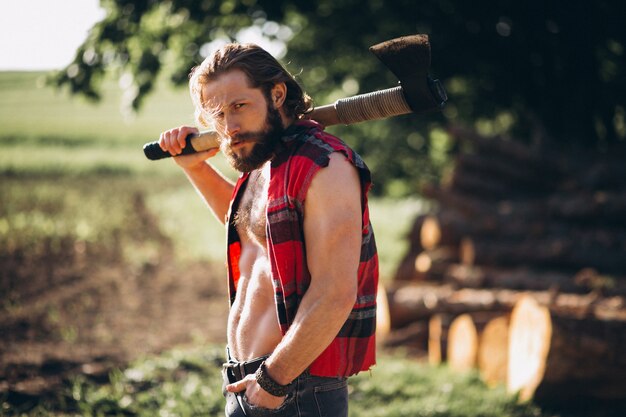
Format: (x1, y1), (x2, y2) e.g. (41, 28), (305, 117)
(158, 43), (378, 417)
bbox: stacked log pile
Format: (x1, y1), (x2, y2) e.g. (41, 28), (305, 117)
(382, 127), (626, 402)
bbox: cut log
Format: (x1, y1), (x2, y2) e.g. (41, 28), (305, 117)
(393, 215), (427, 281)
(478, 315), (510, 387)
(421, 183), (552, 221)
(394, 247), (457, 283)
(420, 183), (498, 217)
(394, 250), (423, 282)
(444, 264), (577, 292)
(447, 314), (478, 372)
(428, 313), (454, 366)
(384, 321), (429, 356)
(445, 264), (626, 297)
(447, 311), (506, 373)
(420, 214), (454, 250)
(548, 190), (626, 221)
(387, 283), (625, 330)
(448, 125), (563, 178)
(460, 236), (626, 274)
(421, 208), (626, 244)
(508, 295), (626, 401)
(387, 284), (520, 328)
(454, 152), (553, 190)
(414, 247), (458, 280)
(387, 284), (455, 328)
(376, 282), (391, 342)
(406, 214), (428, 249)
(448, 167), (512, 200)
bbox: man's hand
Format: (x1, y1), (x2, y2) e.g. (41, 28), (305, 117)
(226, 375), (286, 410)
(158, 126), (219, 170)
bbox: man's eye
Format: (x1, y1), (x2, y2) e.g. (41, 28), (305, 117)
(234, 103), (245, 110)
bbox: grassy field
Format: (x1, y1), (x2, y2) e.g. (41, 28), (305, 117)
(2, 72), (623, 417)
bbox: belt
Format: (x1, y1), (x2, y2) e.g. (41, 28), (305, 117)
(223, 353), (269, 383)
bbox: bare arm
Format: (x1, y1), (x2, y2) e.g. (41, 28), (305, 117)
(159, 126), (234, 224)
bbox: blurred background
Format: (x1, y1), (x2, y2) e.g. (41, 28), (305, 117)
(1, 0), (625, 416)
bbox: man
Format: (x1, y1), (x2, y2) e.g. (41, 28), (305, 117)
(158, 43), (378, 417)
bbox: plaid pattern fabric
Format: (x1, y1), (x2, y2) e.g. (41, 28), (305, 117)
(226, 120), (378, 377)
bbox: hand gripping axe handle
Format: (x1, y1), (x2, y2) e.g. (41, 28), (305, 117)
(143, 34), (447, 160)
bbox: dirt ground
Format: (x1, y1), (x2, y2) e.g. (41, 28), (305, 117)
(0, 256), (229, 406)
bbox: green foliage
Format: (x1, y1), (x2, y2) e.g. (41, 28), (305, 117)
(66, 346), (226, 417)
(350, 356), (541, 417)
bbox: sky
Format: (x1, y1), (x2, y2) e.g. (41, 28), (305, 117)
(0, 0), (105, 70)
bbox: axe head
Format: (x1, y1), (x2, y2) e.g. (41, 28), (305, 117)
(370, 34), (447, 114)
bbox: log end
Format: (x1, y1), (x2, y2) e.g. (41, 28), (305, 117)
(428, 314), (446, 366)
(376, 282), (391, 341)
(507, 294), (552, 402)
(478, 315), (510, 387)
(460, 237), (476, 266)
(420, 216), (441, 250)
(448, 313), (479, 372)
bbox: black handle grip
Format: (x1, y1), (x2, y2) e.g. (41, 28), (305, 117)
(143, 133), (199, 160)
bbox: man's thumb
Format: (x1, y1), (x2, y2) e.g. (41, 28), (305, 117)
(226, 379), (246, 393)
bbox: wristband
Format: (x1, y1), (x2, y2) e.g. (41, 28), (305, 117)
(255, 361), (294, 397)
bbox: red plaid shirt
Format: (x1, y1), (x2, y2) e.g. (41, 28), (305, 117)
(226, 120), (378, 377)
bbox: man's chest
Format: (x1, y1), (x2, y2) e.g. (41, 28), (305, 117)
(234, 163), (270, 246)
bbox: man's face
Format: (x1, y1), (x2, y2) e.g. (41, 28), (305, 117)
(201, 70), (284, 172)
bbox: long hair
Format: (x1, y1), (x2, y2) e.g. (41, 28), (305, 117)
(189, 43), (312, 127)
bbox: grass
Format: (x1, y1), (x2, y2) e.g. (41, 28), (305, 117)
(0, 71), (195, 143)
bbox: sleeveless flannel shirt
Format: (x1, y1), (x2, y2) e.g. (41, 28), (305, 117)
(226, 120), (378, 377)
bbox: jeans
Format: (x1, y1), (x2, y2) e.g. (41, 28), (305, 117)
(222, 368), (348, 417)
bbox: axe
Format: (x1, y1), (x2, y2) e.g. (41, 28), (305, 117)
(143, 34), (447, 160)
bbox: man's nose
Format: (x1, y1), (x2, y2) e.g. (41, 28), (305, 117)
(224, 115), (240, 137)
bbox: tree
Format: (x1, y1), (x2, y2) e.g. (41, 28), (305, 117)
(53, 0), (626, 196)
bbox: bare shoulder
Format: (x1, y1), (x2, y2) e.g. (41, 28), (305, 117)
(308, 152), (360, 197)
(305, 152), (361, 219)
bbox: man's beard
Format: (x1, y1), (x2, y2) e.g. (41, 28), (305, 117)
(220, 105), (284, 173)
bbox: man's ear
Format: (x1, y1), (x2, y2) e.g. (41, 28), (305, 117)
(271, 82), (287, 108)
